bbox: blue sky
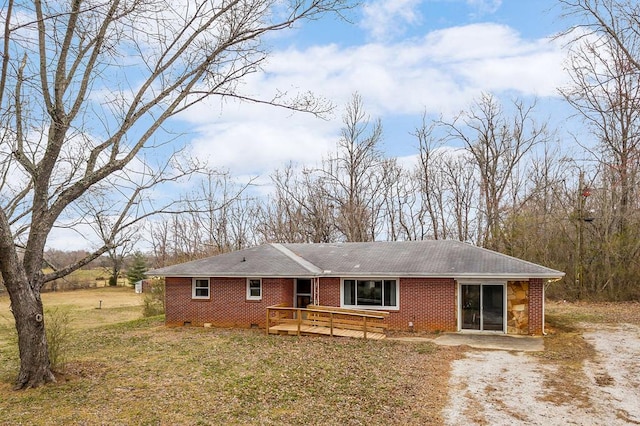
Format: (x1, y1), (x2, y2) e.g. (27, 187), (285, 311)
(42, 0), (588, 250)
(172, 0), (581, 185)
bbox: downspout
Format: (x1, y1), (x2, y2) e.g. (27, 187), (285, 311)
(542, 277), (563, 336)
(542, 281), (547, 336)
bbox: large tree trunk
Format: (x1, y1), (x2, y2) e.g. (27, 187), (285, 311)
(7, 280), (55, 389)
(0, 223), (55, 389)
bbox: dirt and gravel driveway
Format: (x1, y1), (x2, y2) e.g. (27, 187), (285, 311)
(442, 323), (640, 425)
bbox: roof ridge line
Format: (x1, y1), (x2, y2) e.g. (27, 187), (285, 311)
(271, 243), (323, 275)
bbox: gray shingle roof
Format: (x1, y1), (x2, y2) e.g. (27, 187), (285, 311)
(148, 244), (313, 277)
(148, 240), (564, 279)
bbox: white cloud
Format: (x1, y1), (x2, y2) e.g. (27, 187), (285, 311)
(187, 102), (337, 177)
(47, 224), (104, 252)
(360, 0), (424, 41)
(466, 0), (502, 15)
(424, 23), (546, 62)
(178, 22), (570, 177)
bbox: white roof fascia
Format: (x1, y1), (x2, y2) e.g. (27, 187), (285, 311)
(451, 273), (565, 280)
(155, 272), (317, 278)
(156, 272), (564, 279)
(317, 272), (564, 279)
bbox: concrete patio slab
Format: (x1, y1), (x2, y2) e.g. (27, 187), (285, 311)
(433, 333), (544, 352)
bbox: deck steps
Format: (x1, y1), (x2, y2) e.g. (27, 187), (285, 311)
(268, 323), (386, 340)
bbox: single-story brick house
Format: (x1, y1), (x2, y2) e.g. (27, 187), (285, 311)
(149, 241), (564, 335)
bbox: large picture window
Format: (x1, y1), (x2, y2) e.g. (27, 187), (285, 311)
(342, 279), (397, 308)
(192, 278), (210, 299)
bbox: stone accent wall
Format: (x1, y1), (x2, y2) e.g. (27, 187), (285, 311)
(165, 277), (293, 327)
(507, 281), (529, 335)
(507, 279), (545, 335)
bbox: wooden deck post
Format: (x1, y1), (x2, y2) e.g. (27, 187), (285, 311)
(297, 309), (301, 336)
(329, 312), (334, 337)
(363, 316), (367, 339)
(266, 307), (270, 335)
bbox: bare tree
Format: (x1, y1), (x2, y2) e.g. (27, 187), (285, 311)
(561, 12), (640, 234)
(148, 218), (172, 268)
(258, 164), (337, 243)
(412, 116), (449, 240)
(379, 158), (421, 241)
(499, 143), (571, 264)
(560, 0), (640, 299)
(258, 95), (389, 243)
(100, 225), (136, 287)
(560, 0), (640, 72)
(0, 0), (351, 389)
(440, 149), (479, 243)
(186, 170), (257, 253)
(440, 94), (549, 249)
(410, 114), (481, 243)
(321, 93), (385, 242)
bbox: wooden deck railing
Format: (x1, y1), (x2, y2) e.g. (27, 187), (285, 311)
(266, 304), (389, 339)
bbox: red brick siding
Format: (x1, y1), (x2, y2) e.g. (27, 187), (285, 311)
(165, 277), (293, 327)
(528, 278), (544, 335)
(318, 277), (341, 306)
(388, 278), (457, 332)
(317, 277), (457, 332)
(166, 275), (542, 335)
(165, 277), (192, 326)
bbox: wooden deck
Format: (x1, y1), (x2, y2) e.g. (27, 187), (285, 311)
(266, 305), (388, 340)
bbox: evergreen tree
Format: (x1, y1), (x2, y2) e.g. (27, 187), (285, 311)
(127, 252), (148, 287)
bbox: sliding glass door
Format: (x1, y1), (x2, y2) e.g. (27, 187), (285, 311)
(461, 284), (481, 330)
(461, 284), (504, 332)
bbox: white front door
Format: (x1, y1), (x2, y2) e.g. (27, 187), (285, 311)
(295, 278), (312, 308)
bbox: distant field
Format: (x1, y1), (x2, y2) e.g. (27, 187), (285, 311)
(0, 268), (128, 293)
(0, 287), (144, 331)
(43, 267), (128, 290)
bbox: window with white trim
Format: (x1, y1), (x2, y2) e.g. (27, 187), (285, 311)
(342, 279), (398, 308)
(192, 278), (210, 299)
(247, 278), (262, 300)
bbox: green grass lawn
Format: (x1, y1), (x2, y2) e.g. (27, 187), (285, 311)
(3, 291), (633, 425)
(0, 288), (457, 425)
